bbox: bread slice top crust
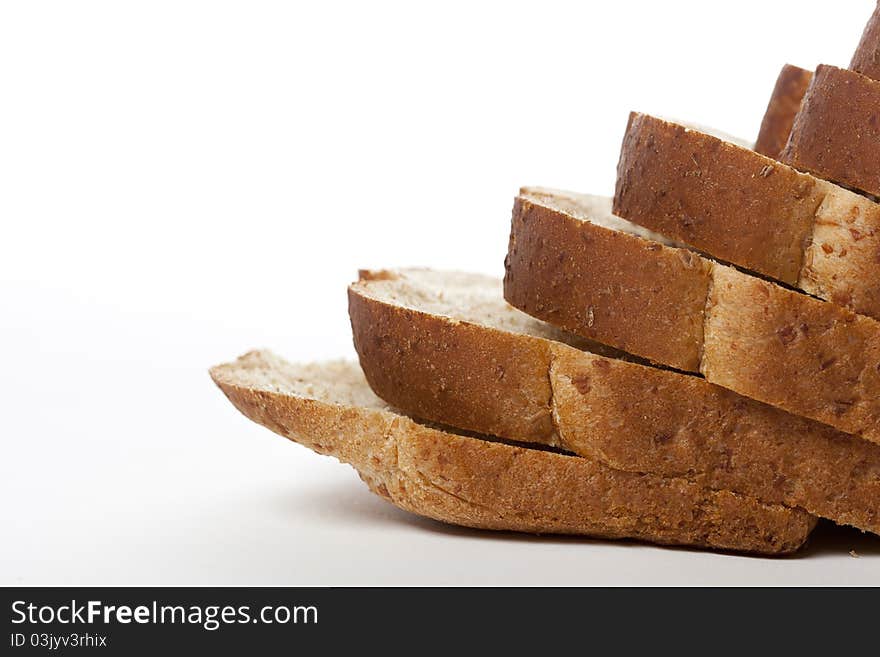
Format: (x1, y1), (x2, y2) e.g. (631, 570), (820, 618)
(506, 188), (714, 372)
(754, 64), (813, 160)
(851, 2), (880, 81)
(350, 267), (589, 448)
(614, 112), (880, 321)
(614, 112), (821, 285)
(782, 65), (880, 199)
(351, 267), (880, 534)
(210, 352), (815, 554)
(504, 188), (880, 444)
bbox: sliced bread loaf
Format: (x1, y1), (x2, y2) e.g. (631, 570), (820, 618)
(781, 65), (880, 199)
(209, 351), (814, 553)
(350, 268), (880, 534)
(613, 112), (880, 320)
(504, 188), (880, 444)
(754, 64), (812, 159)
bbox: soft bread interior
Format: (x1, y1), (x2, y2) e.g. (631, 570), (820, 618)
(211, 351), (388, 411)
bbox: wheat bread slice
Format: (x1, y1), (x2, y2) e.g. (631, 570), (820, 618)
(350, 268), (880, 534)
(754, 64), (813, 159)
(781, 65), (880, 200)
(504, 188), (880, 445)
(349, 267), (631, 447)
(851, 1), (880, 81)
(613, 112), (880, 320)
(209, 351), (814, 553)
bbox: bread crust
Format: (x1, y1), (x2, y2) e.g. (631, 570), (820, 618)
(754, 64), (812, 160)
(614, 112), (822, 286)
(614, 112), (880, 321)
(351, 269), (880, 534)
(703, 266), (880, 444)
(550, 348), (880, 534)
(851, 2), (880, 80)
(503, 193), (880, 445)
(782, 65), (880, 199)
(210, 352), (815, 554)
(504, 196), (712, 372)
(348, 279), (560, 446)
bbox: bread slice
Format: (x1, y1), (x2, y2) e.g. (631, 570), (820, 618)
(504, 188), (880, 445)
(851, 2), (880, 80)
(209, 351), (815, 554)
(781, 65), (880, 199)
(350, 268), (880, 534)
(613, 112), (880, 321)
(769, 3), (880, 193)
(754, 64), (812, 159)
(350, 268), (629, 447)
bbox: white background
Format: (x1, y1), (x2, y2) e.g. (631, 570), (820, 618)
(2, 0), (878, 585)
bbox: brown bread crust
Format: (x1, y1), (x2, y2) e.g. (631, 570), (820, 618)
(351, 269), (880, 534)
(550, 348), (880, 534)
(503, 194), (880, 445)
(503, 196), (712, 372)
(614, 112), (822, 286)
(348, 277), (559, 447)
(782, 65), (880, 199)
(754, 64), (813, 159)
(211, 352), (815, 554)
(702, 266), (880, 443)
(851, 2), (880, 80)
(615, 112), (880, 320)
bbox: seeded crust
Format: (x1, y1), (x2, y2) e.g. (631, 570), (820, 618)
(350, 268), (880, 534)
(209, 351), (815, 554)
(504, 189), (880, 445)
(754, 64), (813, 160)
(782, 65), (880, 201)
(613, 112), (880, 321)
(851, 2), (880, 80)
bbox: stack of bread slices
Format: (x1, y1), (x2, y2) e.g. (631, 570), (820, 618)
(211, 7), (880, 555)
